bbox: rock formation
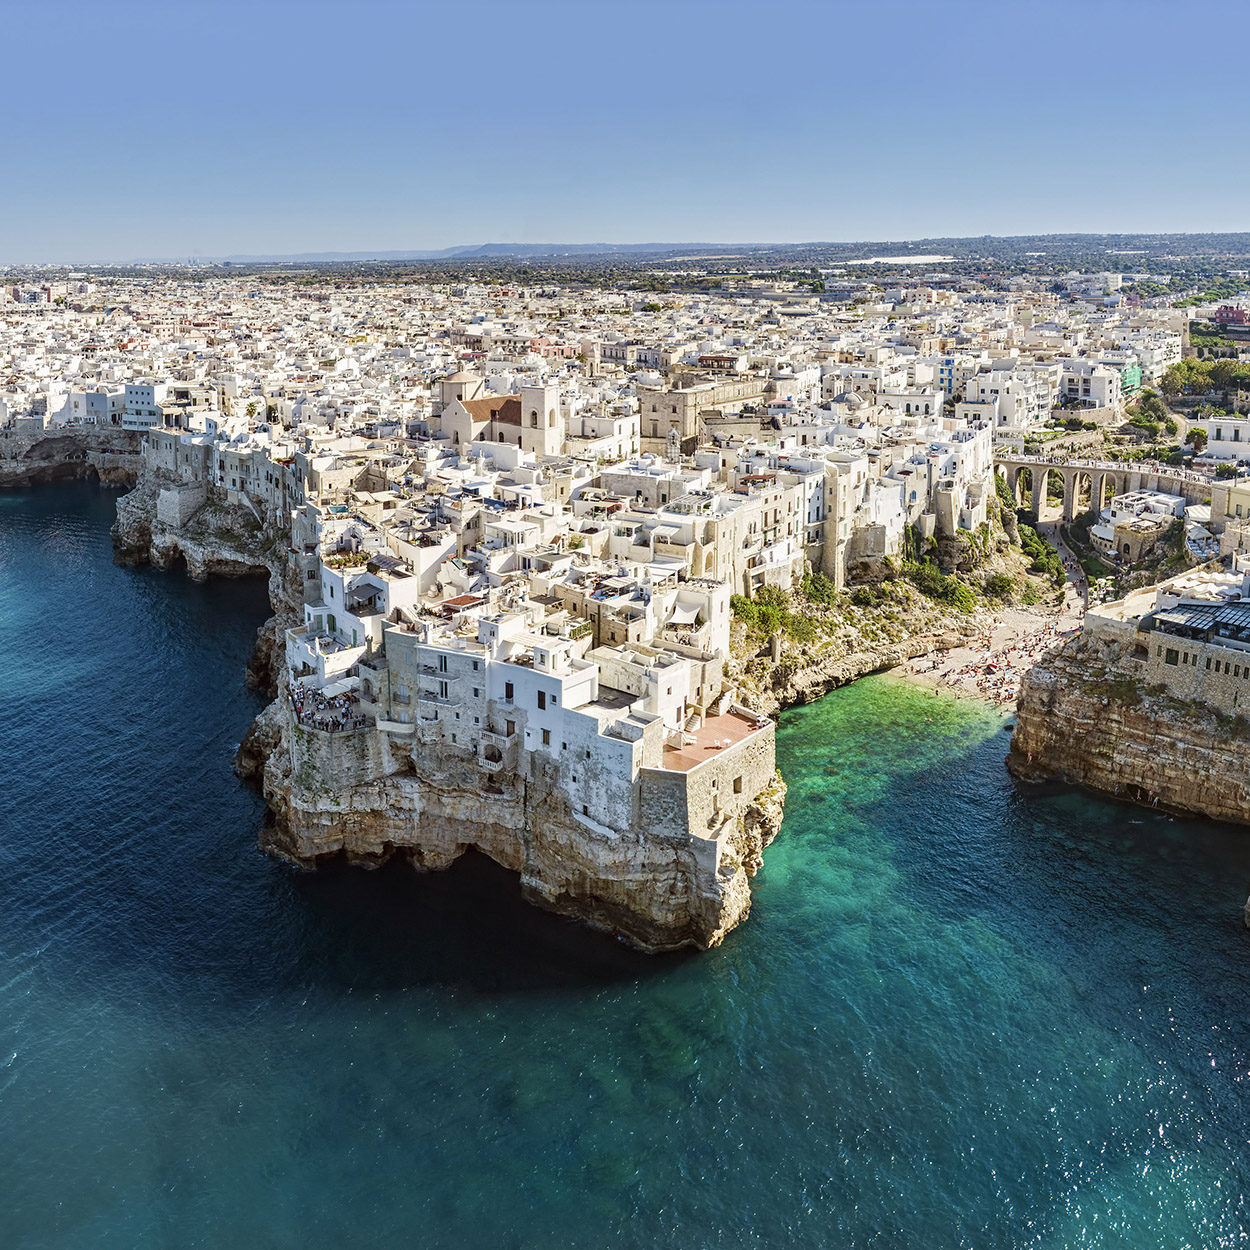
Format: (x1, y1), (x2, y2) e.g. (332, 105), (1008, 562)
(254, 703), (786, 953)
(1009, 631), (1250, 825)
(113, 467), (787, 953)
(737, 628), (974, 716)
(0, 426), (141, 488)
(112, 469), (300, 695)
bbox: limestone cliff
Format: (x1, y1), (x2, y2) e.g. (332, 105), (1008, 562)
(1008, 633), (1250, 824)
(0, 426), (141, 488)
(112, 463), (305, 688)
(255, 705), (786, 954)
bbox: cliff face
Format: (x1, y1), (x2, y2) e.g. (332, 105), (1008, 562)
(112, 474), (301, 693)
(255, 707), (786, 954)
(0, 426), (141, 488)
(1008, 633), (1250, 825)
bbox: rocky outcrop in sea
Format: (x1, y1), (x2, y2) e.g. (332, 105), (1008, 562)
(1008, 631), (1250, 825)
(251, 702), (787, 954)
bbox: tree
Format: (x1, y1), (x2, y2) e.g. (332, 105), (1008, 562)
(1186, 427), (1208, 452)
(245, 401), (258, 419)
(1160, 366), (1183, 398)
(1212, 359), (1238, 390)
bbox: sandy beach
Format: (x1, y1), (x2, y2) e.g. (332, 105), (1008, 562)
(891, 524), (1088, 713)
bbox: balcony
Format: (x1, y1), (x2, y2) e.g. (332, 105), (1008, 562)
(420, 664), (461, 679)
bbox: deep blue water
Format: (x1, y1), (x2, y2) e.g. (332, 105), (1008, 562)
(4, 482), (1250, 1249)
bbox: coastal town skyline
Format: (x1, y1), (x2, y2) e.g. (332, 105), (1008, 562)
(6, 239), (1250, 1244)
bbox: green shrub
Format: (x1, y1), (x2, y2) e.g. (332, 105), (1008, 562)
(800, 571), (840, 606)
(851, 584), (887, 608)
(1018, 524), (1066, 586)
(984, 572), (1015, 600)
(903, 561), (977, 613)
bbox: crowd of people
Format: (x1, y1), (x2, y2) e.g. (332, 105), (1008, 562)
(290, 682), (367, 733)
(904, 618), (1081, 708)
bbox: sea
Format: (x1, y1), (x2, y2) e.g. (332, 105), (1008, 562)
(2, 481), (1249, 1249)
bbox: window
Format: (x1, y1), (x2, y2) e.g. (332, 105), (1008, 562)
(473, 688), (480, 699)
(473, 660), (479, 670)
(541, 729), (551, 746)
(733, 776), (743, 795)
(1165, 648), (1179, 666)
(537, 691), (546, 710)
(505, 682), (514, 702)
(438, 654), (448, 672)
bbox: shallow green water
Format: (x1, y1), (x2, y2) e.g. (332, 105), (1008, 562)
(4, 484), (1249, 1248)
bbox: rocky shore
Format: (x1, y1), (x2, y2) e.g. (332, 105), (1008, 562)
(0, 425), (141, 488)
(1008, 631), (1250, 826)
(113, 474), (786, 952)
(247, 700), (787, 953)
(111, 472), (300, 697)
(108, 467), (1092, 952)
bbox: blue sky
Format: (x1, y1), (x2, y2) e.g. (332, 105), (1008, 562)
(4, 0), (1246, 262)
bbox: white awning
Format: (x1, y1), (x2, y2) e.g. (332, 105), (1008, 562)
(669, 602), (700, 625)
(322, 676), (361, 698)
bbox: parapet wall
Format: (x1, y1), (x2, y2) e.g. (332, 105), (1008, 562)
(640, 719), (776, 841)
(1139, 633), (1250, 714)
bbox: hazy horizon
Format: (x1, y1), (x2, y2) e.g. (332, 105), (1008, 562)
(4, 0), (1248, 265)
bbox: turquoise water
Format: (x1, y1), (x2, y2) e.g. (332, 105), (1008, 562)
(3, 483), (1250, 1249)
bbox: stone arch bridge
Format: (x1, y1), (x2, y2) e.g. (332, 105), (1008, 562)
(994, 454), (1215, 524)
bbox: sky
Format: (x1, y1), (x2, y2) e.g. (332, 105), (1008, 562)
(3, 0), (1247, 263)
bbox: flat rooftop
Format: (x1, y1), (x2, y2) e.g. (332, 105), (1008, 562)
(660, 709), (767, 773)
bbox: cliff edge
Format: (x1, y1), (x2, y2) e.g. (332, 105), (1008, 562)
(253, 702), (786, 954)
(1008, 631), (1250, 825)
(1, 426), (141, 488)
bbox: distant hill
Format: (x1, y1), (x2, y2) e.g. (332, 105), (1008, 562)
(132, 242), (775, 264)
(107, 232), (1250, 271)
